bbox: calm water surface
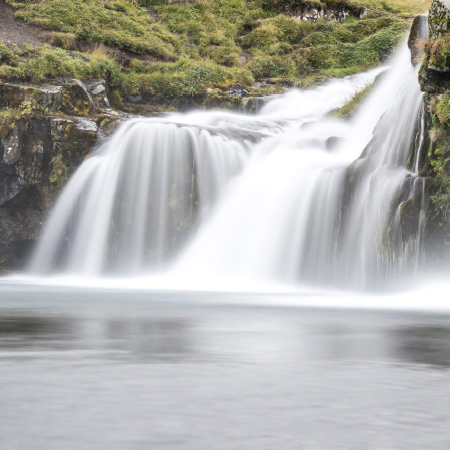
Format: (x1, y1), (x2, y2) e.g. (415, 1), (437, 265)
(0, 285), (449, 449)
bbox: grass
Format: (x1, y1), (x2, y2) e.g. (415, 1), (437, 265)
(352, 0), (430, 14)
(0, 0), (432, 109)
(331, 82), (375, 118)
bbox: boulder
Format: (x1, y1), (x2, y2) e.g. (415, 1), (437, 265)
(408, 15), (429, 65)
(0, 83), (62, 111)
(429, 0), (450, 39)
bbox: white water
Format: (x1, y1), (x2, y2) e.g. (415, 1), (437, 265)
(28, 43), (428, 292)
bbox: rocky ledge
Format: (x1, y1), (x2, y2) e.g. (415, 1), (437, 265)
(0, 78), (129, 270)
(0, 76), (271, 271)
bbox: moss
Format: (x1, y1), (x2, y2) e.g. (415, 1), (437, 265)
(0, 101), (34, 139)
(59, 83), (93, 117)
(49, 154), (69, 188)
(435, 93), (450, 125)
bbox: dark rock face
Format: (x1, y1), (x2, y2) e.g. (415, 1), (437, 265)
(0, 114), (100, 270)
(419, 67), (450, 93)
(0, 78), (127, 271)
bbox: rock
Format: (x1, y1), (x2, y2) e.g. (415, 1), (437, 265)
(429, 0), (450, 39)
(0, 75), (118, 270)
(0, 173), (23, 207)
(141, 94), (165, 105)
(0, 78), (112, 115)
(59, 79), (95, 117)
(84, 79), (110, 109)
(0, 82), (62, 112)
(408, 15), (429, 65)
(125, 94), (143, 104)
(285, 2), (366, 23)
(227, 83), (249, 98)
(0, 112), (99, 270)
(326, 136), (344, 151)
(1, 124), (23, 165)
(419, 66), (450, 93)
(240, 97), (266, 114)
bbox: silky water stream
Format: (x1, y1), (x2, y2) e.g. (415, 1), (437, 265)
(27, 43), (426, 292)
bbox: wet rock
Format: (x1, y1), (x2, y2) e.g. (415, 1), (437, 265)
(240, 97), (266, 114)
(326, 136), (344, 151)
(0, 173), (23, 206)
(227, 83), (249, 98)
(0, 111), (99, 270)
(49, 117), (98, 186)
(408, 15), (429, 65)
(0, 186), (45, 271)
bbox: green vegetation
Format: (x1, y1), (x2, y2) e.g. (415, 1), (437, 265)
(425, 103), (450, 221)
(331, 82), (374, 118)
(0, 100), (33, 138)
(0, 0), (430, 110)
(426, 34), (450, 69)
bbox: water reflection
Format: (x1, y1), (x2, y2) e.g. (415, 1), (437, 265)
(394, 325), (450, 368)
(1, 307), (450, 370)
(0, 314), (75, 350)
(0, 313), (192, 361)
(105, 318), (191, 361)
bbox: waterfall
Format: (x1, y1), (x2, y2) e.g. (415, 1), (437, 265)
(30, 121), (250, 274)
(30, 42), (428, 291)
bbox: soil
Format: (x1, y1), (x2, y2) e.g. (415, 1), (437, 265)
(0, 1), (49, 47)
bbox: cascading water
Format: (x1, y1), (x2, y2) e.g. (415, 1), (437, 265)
(30, 41), (428, 291)
(30, 121), (250, 274)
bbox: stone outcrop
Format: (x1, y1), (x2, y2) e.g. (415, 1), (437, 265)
(429, 0), (450, 39)
(408, 15), (429, 65)
(418, 2), (450, 92)
(0, 79), (126, 271)
(264, 0), (366, 22)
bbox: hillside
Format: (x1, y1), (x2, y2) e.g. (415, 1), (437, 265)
(0, 0), (430, 113)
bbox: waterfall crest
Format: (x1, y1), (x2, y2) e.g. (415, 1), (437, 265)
(30, 43), (427, 291)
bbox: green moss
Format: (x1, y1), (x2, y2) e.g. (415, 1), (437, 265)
(49, 154), (69, 187)
(427, 34), (450, 69)
(435, 94), (450, 125)
(0, 101), (34, 138)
